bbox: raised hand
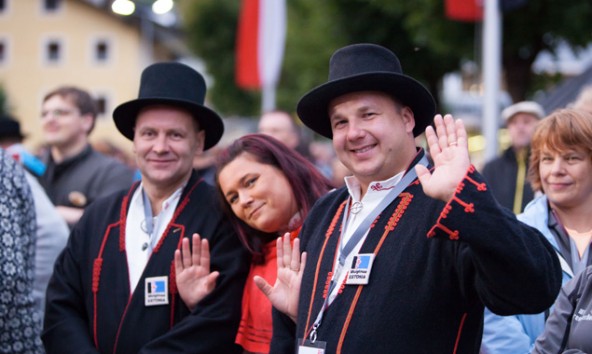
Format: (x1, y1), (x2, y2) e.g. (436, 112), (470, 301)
(174, 233), (219, 311)
(415, 114), (471, 202)
(254, 233), (306, 323)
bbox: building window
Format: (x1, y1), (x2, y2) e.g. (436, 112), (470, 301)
(95, 40), (109, 62)
(0, 41), (6, 64)
(43, 0), (61, 12)
(95, 96), (107, 116)
(46, 40), (62, 63)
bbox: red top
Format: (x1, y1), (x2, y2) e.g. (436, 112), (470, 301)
(235, 229), (299, 353)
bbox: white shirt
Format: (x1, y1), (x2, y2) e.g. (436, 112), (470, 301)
(328, 171), (404, 304)
(125, 184), (183, 292)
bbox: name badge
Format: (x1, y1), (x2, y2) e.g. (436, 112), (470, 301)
(298, 339), (326, 354)
(346, 253), (375, 285)
(145, 276), (169, 306)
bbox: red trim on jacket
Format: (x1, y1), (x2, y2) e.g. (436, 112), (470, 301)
(303, 200), (346, 343)
(336, 192), (413, 353)
(427, 165), (484, 241)
(453, 313), (468, 354)
(91, 178), (202, 352)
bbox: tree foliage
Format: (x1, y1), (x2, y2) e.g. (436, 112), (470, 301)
(179, 0), (592, 116)
(501, 0), (592, 100)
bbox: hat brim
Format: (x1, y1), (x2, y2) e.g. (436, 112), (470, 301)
(297, 72), (436, 138)
(113, 98), (224, 150)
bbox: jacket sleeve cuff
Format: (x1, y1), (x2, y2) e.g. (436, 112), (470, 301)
(427, 165), (488, 240)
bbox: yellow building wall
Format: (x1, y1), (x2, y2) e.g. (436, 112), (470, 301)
(0, 0), (171, 158)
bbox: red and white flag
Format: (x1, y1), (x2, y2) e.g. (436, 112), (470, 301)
(236, 0), (287, 90)
(445, 0), (483, 22)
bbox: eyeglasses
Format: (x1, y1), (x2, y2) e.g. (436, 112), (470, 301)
(41, 108), (78, 119)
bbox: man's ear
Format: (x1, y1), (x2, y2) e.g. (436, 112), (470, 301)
(195, 129), (205, 153)
(401, 106), (416, 134)
(81, 114), (95, 135)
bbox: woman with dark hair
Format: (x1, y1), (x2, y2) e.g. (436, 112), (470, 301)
(176, 133), (333, 353)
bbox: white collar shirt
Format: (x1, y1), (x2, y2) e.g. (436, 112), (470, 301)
(126, 183), (184, 292)
(328, 171), (404, 304)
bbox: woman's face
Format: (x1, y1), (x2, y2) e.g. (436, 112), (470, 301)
(539, 146), (592, 210)
(218, 152), (298, 234)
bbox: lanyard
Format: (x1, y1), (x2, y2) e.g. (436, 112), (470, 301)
(142, 190), (159, 252)
(307, 154), (428, 343)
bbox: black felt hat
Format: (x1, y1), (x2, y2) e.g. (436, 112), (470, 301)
(113, 62), (224, 150)
(297, 43), (436, 138)
(0, 114), (25, 140)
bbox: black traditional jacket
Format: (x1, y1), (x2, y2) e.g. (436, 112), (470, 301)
(43, 171), (250, 354)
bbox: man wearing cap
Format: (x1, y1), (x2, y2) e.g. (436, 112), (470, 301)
(43, 63), (249, 353)
(255, 44), (561, 353)
(482, 101), (544, 214)
(39, 86), (135, 229)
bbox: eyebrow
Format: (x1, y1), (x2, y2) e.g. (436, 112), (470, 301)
(224, 174), (250, 198)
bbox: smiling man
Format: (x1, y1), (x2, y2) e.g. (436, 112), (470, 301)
(42, 63), (249, 354)
(257, 43), (562, 354)
(39, 86), (135, 228)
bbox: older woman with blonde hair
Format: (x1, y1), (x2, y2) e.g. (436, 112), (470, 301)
(482, 108), (592, 353)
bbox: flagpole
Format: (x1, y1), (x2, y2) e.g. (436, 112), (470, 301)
(262, 83), (276, 112)
(482, 0), (501, 161)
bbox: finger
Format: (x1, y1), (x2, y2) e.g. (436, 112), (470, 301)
(181, 237), (192, 269)
(206, 271), (219, 290)
(455, 119), (468, 148)
(254, 275), (274, 297)
(414, 164), (431, 186)
(200, 238), (211, 272)
(424, 125), (441, 157)
(191, 233), (202, 267)
(433, 114), (448, 150)
(443, 114), (457, 146)
(282, 232), (293, 270)
(174, 249), (183, 273)
(290, 237), (301, 272)
(276, 237), (284, 269)
(299, 252), (307, 277)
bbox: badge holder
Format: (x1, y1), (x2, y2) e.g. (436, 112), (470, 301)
(298, 338), (327, 354)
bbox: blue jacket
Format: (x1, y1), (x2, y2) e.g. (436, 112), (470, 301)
(481, 195), (574, 354)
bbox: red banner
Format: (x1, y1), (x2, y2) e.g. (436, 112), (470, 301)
(445, 0), (483, 22)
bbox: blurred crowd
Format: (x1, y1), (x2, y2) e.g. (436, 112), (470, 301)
(1, 47), (592, 354)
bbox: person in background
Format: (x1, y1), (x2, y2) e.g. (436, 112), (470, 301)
(482, 101), (544, 214)
(192, 145), (222, 185)
(176, 133), (333, 353)
(39, 86), (135, 228)
(532, 265), (592, 354)
(42, 62), (249, 353)
(258, 111), (301, 151)
(0, 148), (44, 353)
(571, 85), (592, 114)
(258, 43), (561, 353)
(258, 110), (314, 162)
(0, 114), (46, 176)
(482, 108), (592, 353)
(0, 113), (69, 320)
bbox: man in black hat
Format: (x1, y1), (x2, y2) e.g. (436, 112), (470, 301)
(256, 43), (562, 353)
(43, 63), (249, 354)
